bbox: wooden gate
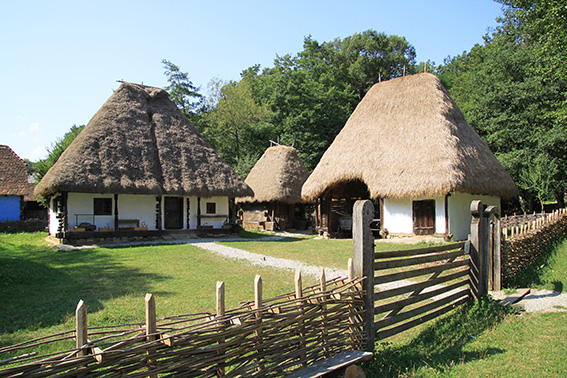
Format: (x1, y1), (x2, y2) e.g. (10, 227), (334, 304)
(353, 199), (496, 351)
(373, 242), (470, 340)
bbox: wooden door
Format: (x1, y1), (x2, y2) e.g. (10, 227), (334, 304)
(164, 197), (183, 229)
(413, 200), (435, 235)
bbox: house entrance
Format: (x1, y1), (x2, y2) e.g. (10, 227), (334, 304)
(413, 199), (435, 235)
(164, 197), (183, 229)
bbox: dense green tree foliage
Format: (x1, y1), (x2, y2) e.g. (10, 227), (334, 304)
(439, 1), (566, 210)
(242, 30), (417, 169)
(162, 59), (203, 123)
(201, 78), (274, 177)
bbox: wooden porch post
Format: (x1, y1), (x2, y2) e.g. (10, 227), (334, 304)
(352, 199), (375, 352)
(197, 197), (201, 228)
(114, 194), (119, 232)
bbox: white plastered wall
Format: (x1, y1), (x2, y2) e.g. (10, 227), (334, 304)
(197, 196), (230, 228)
(382, 193), (501, 241)
(383, 195), (446, 236)
(448, 193), (500, 241)
(117, 194), (158, 230)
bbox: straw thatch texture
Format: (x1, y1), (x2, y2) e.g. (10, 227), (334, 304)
(237, 145), (310, 204)
(302, 73), (518, 201)
(35, 83), (252, 198)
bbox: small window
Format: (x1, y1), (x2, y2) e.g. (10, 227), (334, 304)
(94, 198), (112, 215)
(206, 202), (216, 214)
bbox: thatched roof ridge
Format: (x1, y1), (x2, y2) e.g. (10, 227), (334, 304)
(302, 73), (518, 201)
(35, 83), (252, 198)
(0, 145), (35, 200)
(237, 145), (310, 204)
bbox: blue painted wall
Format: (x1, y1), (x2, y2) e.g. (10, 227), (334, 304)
(0, 195), (21, 222)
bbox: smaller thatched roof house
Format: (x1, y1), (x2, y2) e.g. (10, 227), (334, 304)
(0, 145), (41, 221)
(237, 144), (310, 231)
(36, 82), (252, 240)
(302, 73), (518, 240)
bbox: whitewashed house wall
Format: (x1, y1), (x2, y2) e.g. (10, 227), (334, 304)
(382, 193), (501, 241)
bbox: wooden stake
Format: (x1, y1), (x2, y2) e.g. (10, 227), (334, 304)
(295, 270), (306, 366)
(145, 293), (157, 378)
(348, 258), (354, 281)
(320, 268), (328, 357)
(254, 275), (264, 372)
(75, 300), (88, 357)
(216, 282), (226, 377)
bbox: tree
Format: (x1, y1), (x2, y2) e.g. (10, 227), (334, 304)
(162, 59), (203, 122)
(438, 2), (567, 210)
(243, 30), (417, 169)
(202, 78), (274, 178)
(35, 124), (85, 182)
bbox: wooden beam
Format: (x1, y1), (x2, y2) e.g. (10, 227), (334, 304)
(114, 194), (119, 232)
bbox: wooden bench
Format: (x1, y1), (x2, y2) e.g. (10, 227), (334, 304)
(117, 219), (139, 230)
(284, 350), (373, 378)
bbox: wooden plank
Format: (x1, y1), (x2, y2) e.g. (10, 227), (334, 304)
(374, 279), (470, 315)
(374, 259), (469, 285)
(375, 288), (470, 329)
(374, 269), (468, 301)
(283, 350), (373, 378)
(374, 242), (465, 259)
(374, 249), (464, 271)
(376, 296), (470, 340)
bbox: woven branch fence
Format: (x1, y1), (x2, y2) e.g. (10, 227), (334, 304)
(0, 269), (365, 378)
(501, 208), (566, 240)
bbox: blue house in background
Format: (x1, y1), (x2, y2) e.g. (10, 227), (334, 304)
(0, 145), (37, 222)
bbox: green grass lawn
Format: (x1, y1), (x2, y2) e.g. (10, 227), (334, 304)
(0, 232), (314, 353)
(220, 234), (444, 270)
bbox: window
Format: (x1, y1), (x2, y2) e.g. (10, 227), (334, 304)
(94, 198), (112, 215)
(206, 202), (216, 214)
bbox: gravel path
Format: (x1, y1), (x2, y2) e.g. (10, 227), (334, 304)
(516, 289), (567, 313)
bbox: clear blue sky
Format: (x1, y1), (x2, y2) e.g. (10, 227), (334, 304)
(0, 0), (504, 162)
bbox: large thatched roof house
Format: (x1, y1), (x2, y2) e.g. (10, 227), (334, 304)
(236, 144), (310, 231)
(36, 82), (252, 240)
(302, 73), (518, 240)
(0, 145), (44, 222)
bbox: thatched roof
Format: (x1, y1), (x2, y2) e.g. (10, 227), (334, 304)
(0, 145), (35, 200)
(35, 83), (252, 198)
(302, 73), (518, 201)
(237, 145), (310, 204)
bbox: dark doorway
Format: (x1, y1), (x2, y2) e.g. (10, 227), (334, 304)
(164, 197), (183, 229)
(413, 199), (435, 235)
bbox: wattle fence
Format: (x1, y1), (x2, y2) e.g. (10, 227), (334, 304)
(0, 273), (365, 377)
(501, 208), (566, 240)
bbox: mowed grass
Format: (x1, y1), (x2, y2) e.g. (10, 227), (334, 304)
(535, 238), (567, 293)
(220, 234), (445, 270)
(0, 232), (314, 353)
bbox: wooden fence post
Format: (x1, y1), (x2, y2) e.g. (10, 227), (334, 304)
(295, 270), (306, 366)
(319, 268), (329, 358)
(470, 200), (489, 299)
(145, 293), (158, 378)
(254, 275), (264, 371)
(75, 300), (88, 358)
(352, 199), (375, 352)
(485, 206), (501, 291)
(216, 281), (225, 377)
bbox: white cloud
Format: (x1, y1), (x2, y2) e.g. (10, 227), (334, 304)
(29, 122), (40, 132)
(18, 131), (26, 138)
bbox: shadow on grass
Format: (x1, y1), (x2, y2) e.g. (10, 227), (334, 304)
(364, 298), (514, 377)
(0, 239), (167, 336)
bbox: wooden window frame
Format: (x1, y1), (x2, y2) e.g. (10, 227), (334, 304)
(94, 198), (113, 216)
